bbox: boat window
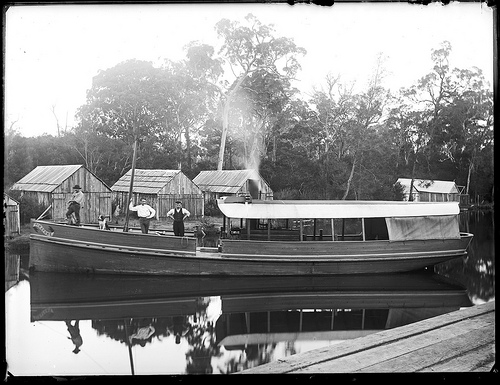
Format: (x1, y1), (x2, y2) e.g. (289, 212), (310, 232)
(364, 217), (389, 240)
(333, 218), (363, 241)
(385, 215), (460, 241)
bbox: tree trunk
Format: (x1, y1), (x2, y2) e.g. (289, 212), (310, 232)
(408, 155), (417, 201)
(217, 75), (248, 170)
(185, 125), (192, 170)
(342, 152), (357, 200)
(465, 158), (473, 196)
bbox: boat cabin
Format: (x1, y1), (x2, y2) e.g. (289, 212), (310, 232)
(217, 198), (462, 243)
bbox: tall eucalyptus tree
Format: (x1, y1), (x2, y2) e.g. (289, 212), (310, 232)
(214, 13), (306, 170)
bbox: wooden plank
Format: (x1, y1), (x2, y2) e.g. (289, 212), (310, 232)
(242, 301), (495, 374)
(420, 341), (495, 372)
(349, 323), (494, 372)
(296, 314), (494, 373)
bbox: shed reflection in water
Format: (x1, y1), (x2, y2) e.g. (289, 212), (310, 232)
(28, 271), (472, 374)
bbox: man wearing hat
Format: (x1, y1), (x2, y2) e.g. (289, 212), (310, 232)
(66, 185), (85, 225)
(167, 201), (190, 236)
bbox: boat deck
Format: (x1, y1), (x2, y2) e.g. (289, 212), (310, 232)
(241, 300), (495, 374)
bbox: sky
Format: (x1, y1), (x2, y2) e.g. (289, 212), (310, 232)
(4, 1), (494, 138)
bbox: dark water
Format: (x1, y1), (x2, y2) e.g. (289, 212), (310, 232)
(5, 211), (494, 376)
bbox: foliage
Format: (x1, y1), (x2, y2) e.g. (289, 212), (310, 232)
(203, 200), (222, 217)
(4, 18), (494, 204)
(7, 189), (48, 224)
(214, 13), (307, 170)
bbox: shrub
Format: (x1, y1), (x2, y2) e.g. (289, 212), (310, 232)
(7, 190), (48, 224)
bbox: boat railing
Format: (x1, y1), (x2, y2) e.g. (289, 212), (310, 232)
(229, 228), (367, 242)
(233, 228), (301, 241)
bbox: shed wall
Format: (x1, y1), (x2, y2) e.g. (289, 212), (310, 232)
(116, 192), (204, 220)
(238, 179), (273, 200)
(201, 178), (273, 203)
(4, 203), (20, 237)
(157, 194), (204, 219)
(419, 192), (460, 202)
(52, 168), (112, 194)
(160, 173), (203, 195)
(52, 192), (112, 223)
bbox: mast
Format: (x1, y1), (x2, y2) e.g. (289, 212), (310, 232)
(123, 136), (138, 232)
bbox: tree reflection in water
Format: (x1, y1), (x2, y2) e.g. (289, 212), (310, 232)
(90, 297), (227, 374)
(436, 210), (495, 303)
(220, 343), (277, 373)
(184, 297), (221, 374)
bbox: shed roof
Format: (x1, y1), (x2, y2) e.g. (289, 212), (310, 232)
(193, 169), (266, 194)
(11, 165), (85, 193)
(397, 178), (459, 194)
(111, 169), (183, 194)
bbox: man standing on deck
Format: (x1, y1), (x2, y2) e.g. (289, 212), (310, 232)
(66, 185), (84, 225)
(167, 200), (190, 236)
(129, 198), (156, 234)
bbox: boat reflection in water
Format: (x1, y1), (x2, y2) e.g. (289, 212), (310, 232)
(30, 271), (472, 374)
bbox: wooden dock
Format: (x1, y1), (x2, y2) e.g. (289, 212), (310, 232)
(242, 300), (495, 374)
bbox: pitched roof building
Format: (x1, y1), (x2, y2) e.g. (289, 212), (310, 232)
(111, 169), (204, 219)
(396, 178), (464, 202)
(193, 169), (273, 201)
(11, 165), (112, 223)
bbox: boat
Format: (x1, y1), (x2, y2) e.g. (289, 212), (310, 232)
(29, 198), (473, 276)
(29, 271), (472, 349)
(29, 271), (471, 319)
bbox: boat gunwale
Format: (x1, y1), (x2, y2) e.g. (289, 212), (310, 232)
(220, 233), (474, 245)
(30, 233), (467, 263)
(32, 219), (189, 239)
(29, 234), (197, 256)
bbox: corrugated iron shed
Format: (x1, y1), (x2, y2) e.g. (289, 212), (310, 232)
(397, 178), (459, 194)
(11, 165), (84, 193)
(111, 169), (181, 194)
(193, 169), (262, 194)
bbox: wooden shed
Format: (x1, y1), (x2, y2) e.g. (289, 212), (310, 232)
(4, 193), (20, 238)
(193, 169), (274, 203)
(397, 178), (465, 203)
(111, 169), (204, 219)
(11, 165), (112, 223)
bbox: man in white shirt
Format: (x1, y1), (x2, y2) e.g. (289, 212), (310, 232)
(129, 198), (156, 234)
(167, 200), (190, 236)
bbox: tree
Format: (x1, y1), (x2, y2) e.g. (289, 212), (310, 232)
(309, 55), (389, 200)
(76, 59), (168, 175)
(157, 44), (223, 171)
(386, 41), (494, 201)
(222, 69), (295, 170)
(434, 66), (493, 196)
(4, 127), (34, 187)
(215, 13), (306, 170)
(340, 55), (389, 199)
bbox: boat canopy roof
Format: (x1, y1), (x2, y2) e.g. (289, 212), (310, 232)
(217, 198), (460, 219)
